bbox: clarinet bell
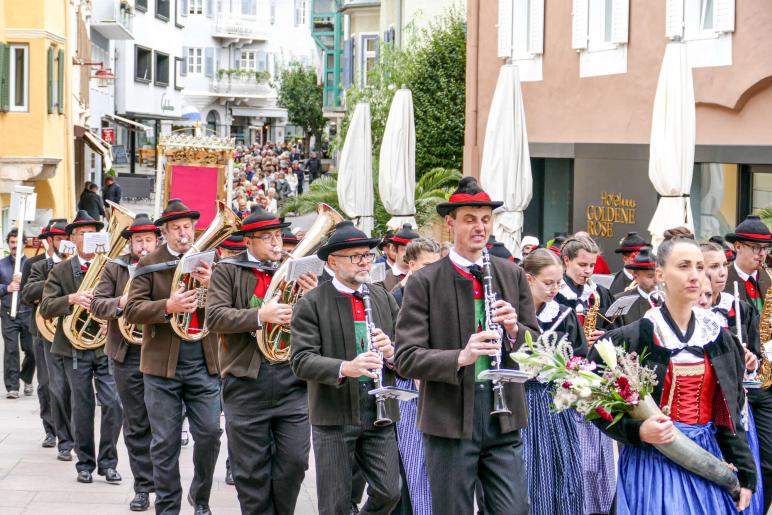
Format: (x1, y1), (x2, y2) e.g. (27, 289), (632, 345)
(374, 398), (393, 427)
(491, 384), (512, 415)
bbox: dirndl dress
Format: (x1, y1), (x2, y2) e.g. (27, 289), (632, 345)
(395, 377), (432, 515)
(572, 412), (616, 514)
(522, 381), (584, 515)
(743, 405), (765, 515)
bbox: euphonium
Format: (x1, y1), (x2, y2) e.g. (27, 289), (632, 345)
(256, 203), (344, 363)
(63, 202), (136, 350)
(169, 200), (241, 341)
(757, 267), (772, 388)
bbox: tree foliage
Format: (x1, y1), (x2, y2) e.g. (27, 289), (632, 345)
(277, 63), (327, 145)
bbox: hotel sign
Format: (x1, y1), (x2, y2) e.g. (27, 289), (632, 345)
(586, 192), (637, 238)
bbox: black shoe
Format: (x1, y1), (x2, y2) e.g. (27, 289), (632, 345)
(350, 503), (360, 515)
(187, 492), (212, 515)
(225, 464), (234, 485)
(129, 492), (150, 511)
(42, 434), (56, 448)
(77, 470), (93, 483)
(57, 450), (72, 461)
(100, 468), (122, 484)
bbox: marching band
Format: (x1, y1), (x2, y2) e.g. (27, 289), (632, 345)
(10, 172), (772, 515)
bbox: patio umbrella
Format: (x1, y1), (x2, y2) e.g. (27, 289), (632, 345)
(480, 64), (532, 256)
(181, 105), (202, 121)
(379, 88), (417, 230)
(647, 40), (696, 247)
(337, 102), (374, 236)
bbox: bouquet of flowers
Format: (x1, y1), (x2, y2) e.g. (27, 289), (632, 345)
(511, 331), (657, 426)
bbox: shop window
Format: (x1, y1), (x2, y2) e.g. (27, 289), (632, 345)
(9, 44), (29, 112)
(154, 51), (169, 86)
(135, 46), (152, 83)
(156, 0), (170, 20)
(690, 163), (738, 240)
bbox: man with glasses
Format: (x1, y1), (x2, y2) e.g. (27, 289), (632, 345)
(206, 207), (316, 515)
(725, 215), (772, 514)
(291, 220), (402, 515)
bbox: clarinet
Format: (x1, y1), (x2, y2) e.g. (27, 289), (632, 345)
(482, 249), (512, 415)
(361, 284), (393, 427)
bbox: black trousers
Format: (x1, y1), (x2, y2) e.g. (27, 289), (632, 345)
(222, 363), (310, 515)
(312, 382), (401, 515)
(32, 336), (54, 435)
(46, 343), (73, 451)
(62, 350), (122, 473)
(144, 358), (221, 515)
(114, 345), (154, 494)
(423, 383), (529, 515)
(1, 311), (34, 392)
(749, 388), (772, 513)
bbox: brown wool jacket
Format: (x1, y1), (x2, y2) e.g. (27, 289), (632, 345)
(90, 254), (133, 363)
(394, 255), (539, 439)
(124, 244), (219, 378)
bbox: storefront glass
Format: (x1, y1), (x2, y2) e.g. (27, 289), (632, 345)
(690, 163), (738, 240)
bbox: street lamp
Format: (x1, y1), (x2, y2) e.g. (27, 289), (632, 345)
(72, 58), (116, 88)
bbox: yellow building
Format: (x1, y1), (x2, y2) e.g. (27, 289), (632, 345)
(0, 0), (77, 239)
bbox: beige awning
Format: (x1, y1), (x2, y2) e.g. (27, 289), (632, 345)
(105, 114), (152, 132)
(83, 130), (113, 171)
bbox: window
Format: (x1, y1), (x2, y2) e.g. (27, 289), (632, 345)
(189, 0), (203, 14)
(572, 0), (629, 77)
(135, 45), (152, 82)
(497, 0), (544, 81)
(240, 50), (256, 71)
(154, 51), (170, 86)
(156, 0), (170, 20)
(187, 47), (203, 74)
(174, 57), (184, 90)
(666, 0), (734, 68)
(359, 34), (377, 87)
(683, 0), (731, 40)
(136, 0), (147, 11)
(294, 0), (307, 26)
(587, 0), (615, 51)
(9, 44), (29, 112)
(241, 0), (256, 15)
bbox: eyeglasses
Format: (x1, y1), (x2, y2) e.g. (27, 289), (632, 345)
(740, 243), (769, 254)
(331, 252), (376, 265)
(252, 233), (282, 243)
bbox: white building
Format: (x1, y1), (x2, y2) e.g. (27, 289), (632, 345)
(180, 0), (317, 145)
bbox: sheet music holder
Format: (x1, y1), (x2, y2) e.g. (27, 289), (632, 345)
(591, 274), (614, 290)
(368, 385), (419, 401)
(477, 369), (531, 383)
(604, 295), (639, 319)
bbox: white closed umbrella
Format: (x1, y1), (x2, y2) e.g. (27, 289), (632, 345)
(647, 40), (696, 248)
(379, 88), (417, 231)
(337, 102), (374, 236)
(480, 64), (532, 256)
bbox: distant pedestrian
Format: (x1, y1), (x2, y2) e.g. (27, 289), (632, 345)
(78, 183), (105, 221)
(103, 176), (121, 206)
(305, 152), (322, 183)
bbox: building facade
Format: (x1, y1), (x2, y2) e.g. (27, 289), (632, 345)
(465, 0), (772, 268)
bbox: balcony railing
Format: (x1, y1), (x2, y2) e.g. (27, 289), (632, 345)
(210, 75), (275, 97)
(91, 1), (134, 40)
(213, 13), (271, 40)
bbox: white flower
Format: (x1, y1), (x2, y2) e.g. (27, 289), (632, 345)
(594, 338), (617, 370)
(578, 387), (592, 399)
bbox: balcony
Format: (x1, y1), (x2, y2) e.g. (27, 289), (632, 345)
(209, 75), (276, 100)
(91, 1), (134, 40)
(212, 14), (271, 44)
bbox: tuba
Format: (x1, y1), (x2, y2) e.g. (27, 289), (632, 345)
(36, 309), (57, 341)
(256, 203), (343, 363)
(63, 202), (135, 350)
(169, 200), (242, 341)
(118, 271), (143, 345)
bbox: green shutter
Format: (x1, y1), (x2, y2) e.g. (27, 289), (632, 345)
(0, 44), (9, 112)
(47, 47), (54, 114)
(57, 48), (64, 114)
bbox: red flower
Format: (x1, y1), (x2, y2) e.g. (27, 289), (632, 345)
(595, 406), (614, 423)
(562, 381), (573, 389)
(616, 376), (633, 401)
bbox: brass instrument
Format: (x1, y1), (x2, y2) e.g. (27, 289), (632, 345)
(36, 308), (57, 341)
(256, 203), (343, 363)
(170, 201), (241, 341)
(583, 280), (600, 342)
(757, 267), (772, 388)
(118, 272), (143, 345)
(63, 202), (136, 350)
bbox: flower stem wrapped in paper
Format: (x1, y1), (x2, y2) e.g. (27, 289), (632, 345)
(512, 332), (742, 500)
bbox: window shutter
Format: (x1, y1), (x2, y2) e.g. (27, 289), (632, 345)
(181, 0), (188, 16)
(714, 0), (735, 33)
(374, 38), (380, 63)
(571, 0), (589, 50)
(0, 44), (8, 112)
(57, 48), (64, 114)
(528, 0), (545, 55)
(610, 0), (629, 44)
(47, 47), (54, 114)
(665, 0), (684, 39)
(204, 47), (214, 77)
(206, 0), (213, 17)
(342, 38), (352, 88)
(294, 0), (300, 25)
(181, 47), (188, 75)
(497, 0), (513, 58)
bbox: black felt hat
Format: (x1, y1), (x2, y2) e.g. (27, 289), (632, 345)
(317, 221), (381, 261)
(65, 211), (104, 234)
(615, 232), (650, 254)
(39, 218), (68, 239)
(281, 227), (300, 244)
(121, 214), (161, 239)
(725, 216), (772, 244)
(487, 241), (513, 261)
(219, 234), (247, 251)
(153, 198), (201, 226)
(436, 177), (502, 217)
(390, 224), (419, 246)
(377, 229), (394, 250)
(234, 206), (290, 236)
(624, 247), (656, 271)
(709, 235), (735, 262)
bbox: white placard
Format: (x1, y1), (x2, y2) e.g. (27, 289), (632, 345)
(368, 262), (386, 284)
(286, 255), (324, 282)
(58, 240), (77, 256)
(604, 294), (639, 318)
(181, 250), (216, 274)
(591, 274), (614, 290)
(83, 232), (110, 254)
(9, 190), (36, 221)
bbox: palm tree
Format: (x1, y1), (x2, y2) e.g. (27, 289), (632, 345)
(758, 207), (772, 228)
(280, 168), (461, 235)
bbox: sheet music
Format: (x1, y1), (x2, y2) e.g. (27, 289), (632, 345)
(368, 262), (386, 283)
(286, 255), (324, 282)
(180, 250), (216, 274)
(58, 240), (77, 256)
(83, 232), (110, 254)
(591, 274), (614, 290)
(604, 295), (639, 318)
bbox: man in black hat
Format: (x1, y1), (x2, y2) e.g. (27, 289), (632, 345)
(217, 234), (247, 258)
(394, 177), (537, 514)
(610, 247), (659, 326)
(207, 208), (316, 515)
(724, 215), (772, 513)
(0, 228), (35, 399)
(124, 199), (221, 515)
(90, 214), (160, 511)
(608, 232), (650, 296)
(22, 218), (74, 460)
(381, 223), (419, 291)
(291, 220), (402, 515)
(710, 235), (736, 263)
(375, 230), (395, 268)
(39, 211), (123, 484)
(281, 226), (300, 253)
